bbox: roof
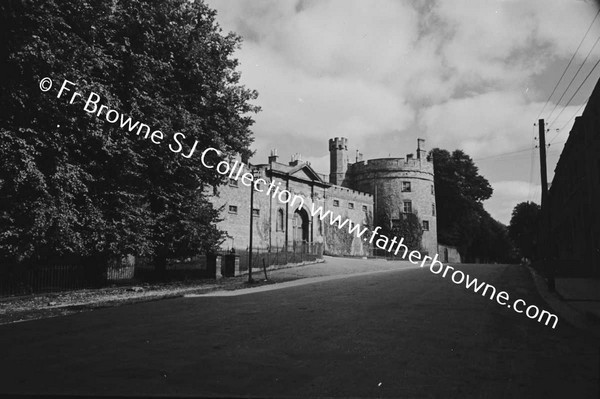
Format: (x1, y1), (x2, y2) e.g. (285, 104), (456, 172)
(266, 161), (329, 187)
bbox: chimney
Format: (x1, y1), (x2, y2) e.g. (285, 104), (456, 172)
(289, 153), (302, 166)
(268, 149), (278, 163)
(355, 150), (364, 163)
(417, 138), (426, 160)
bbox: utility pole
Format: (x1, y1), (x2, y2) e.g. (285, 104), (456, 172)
(538, 119), (548, 207)
(538, 119), (554, 291)
(248, 165), (257, 283)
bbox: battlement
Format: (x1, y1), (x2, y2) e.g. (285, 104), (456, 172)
(329, 137), (349, 185)
(329, 137), (348, 151)
(328, 184), (373, 200)
(348, 156), (433, 174)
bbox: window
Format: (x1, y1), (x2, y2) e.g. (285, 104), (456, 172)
(229, 178), (238, 187)
(252, 208), (260, 217)
(431, 184), (434, 195)
(402, 181), (411, 192)
(228, 205), (238, 214)
(403, 200), (412, 214)
(333, 199), (340, 207)
(276, 209), (284, 231)
(362, 205), (368, 212)
(348, 202), (354, 209)
(432, 203), (436, 216)
(422, 220), (429, 231)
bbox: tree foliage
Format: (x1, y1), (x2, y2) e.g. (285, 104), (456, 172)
(431, 148), (515, 263)
(0, 0), (259, 267)
(470, 209), (517, 263)
(508, 201), (540, 261)
(377, 210), (423, 254)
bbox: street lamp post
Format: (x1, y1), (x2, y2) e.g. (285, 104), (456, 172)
(248, 165), (260, 283)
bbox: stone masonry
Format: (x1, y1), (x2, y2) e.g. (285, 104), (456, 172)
(331, 137), (438, 256)
(208, 137), (437, 258)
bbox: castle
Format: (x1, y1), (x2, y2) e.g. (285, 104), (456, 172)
(209, 138), (438, 257)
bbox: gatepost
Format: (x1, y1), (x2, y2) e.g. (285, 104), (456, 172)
(222, 250), (240, 277)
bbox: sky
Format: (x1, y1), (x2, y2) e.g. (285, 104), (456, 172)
(209, 0), (600, 225)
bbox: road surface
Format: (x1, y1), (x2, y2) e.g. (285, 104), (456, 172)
(0, 260), (597, 398)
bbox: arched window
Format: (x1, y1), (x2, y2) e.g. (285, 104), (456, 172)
(276, 209), (284, 231)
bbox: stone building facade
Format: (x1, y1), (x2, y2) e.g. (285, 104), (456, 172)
(543, 76), (600, 277)
(209, 137), (437, 258)
(330, 137), (438, 256)
(210, 152), (374, 257)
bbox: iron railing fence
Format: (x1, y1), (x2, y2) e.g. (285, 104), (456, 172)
(234, 241), (324, 273)
(0, 242), (325, 296)
(0, 263), (107, 297)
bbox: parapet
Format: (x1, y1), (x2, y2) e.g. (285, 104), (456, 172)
(328, 183), (373, 200)
(329, 137), (348, 151)
(348, 156), (433, 174)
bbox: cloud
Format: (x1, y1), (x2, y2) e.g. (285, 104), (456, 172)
(213, 1), (420, 164)
(210, 0), (599, 221)
(418, 91), (545, 157)
(216, 0), (420, 79)
(417, 88), (584, 159)
(485, 180), (541, 224)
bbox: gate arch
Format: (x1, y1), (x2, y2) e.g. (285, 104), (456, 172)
(293, 208), (310, 244)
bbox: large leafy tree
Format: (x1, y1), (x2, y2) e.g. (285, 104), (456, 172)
(430, 149), (493, 259)
(508, 201), (540, 261)
(430, 148), (516, 263)
(0, 0), (259, 268)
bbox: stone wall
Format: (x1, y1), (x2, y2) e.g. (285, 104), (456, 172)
(438, 244), (461, 263)
(208, 160), (372, 256)
(544, 75), (600, 277)
(344, 156), (438, 256)
(323, 185), (374, 256)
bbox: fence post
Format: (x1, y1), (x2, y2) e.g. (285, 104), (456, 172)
(262, 258), (268, 281)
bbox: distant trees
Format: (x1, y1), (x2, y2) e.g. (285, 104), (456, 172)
(508, 202), (540, 262)
(0, 0), (259, 268)
(470, 209), (517, 264)
(430, 148), (516, 263)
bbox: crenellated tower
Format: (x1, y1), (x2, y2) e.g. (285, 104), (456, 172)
(331, 137), (437, 256)
(329, 137), (348, 185)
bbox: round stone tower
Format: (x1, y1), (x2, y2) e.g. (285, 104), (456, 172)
(340, 138), (437, 256)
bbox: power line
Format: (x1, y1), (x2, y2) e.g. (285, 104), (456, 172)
(527, 141), (566, 203)
(474, 140), (565, 162)
(548, 56), (600, 127)
(546, 140), (566, 149)
(548, 98), (588, 144)
(536, 8), (600, 121)
(546, 33), (600, 124)
(474, 147), (532, 161)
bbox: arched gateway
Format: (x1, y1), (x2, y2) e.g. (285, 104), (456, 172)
(293, 208), (309, 245)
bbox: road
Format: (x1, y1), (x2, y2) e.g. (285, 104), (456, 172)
(0, 260), (598, 398)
